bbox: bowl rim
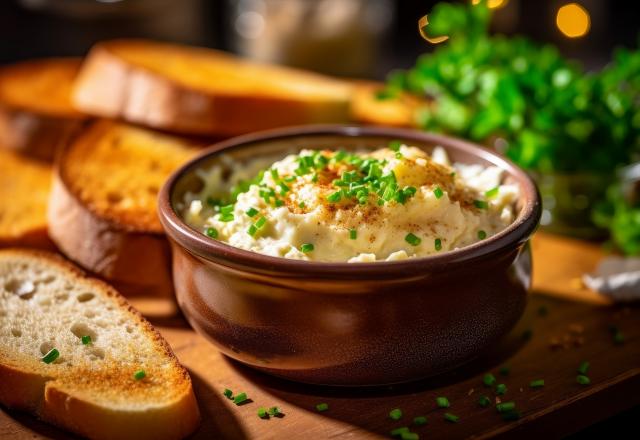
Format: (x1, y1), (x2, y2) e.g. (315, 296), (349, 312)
(158, 125), (541, 276)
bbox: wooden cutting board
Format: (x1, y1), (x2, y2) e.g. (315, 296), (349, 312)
(2, 233), (639, 439)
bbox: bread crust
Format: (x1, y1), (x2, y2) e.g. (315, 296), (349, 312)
(0, 248), (200, 440)
(0, 58), (86, 161)
(72, 40), (352, 136)
(350, 81), (424, 127)
(47, 173), (173, 297)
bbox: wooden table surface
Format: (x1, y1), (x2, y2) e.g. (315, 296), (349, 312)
(1, 233), (639, 439)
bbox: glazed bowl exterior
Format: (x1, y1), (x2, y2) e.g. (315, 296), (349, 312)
(158, 125), (541, 386)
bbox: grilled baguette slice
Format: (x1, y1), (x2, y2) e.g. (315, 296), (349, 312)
(48, 121), (200, 296)
(0, 248), (199, 440)
(72, 39), (353, 136)
(0, 58), (86, 161)
(0, 150), (53, 249)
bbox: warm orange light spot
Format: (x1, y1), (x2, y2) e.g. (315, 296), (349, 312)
(471, 0), (509, 9)
(418, 15), (449, 44)
(556, 3), (591, 38)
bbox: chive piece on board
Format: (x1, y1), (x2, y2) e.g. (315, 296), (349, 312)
(577, 361), (590, 375)
(223, 388), (233, 399)
(268, 407), (281, 416)
(401, 433), (419, 440)
(81, 335), (91, 345)
(257, 407), (268, 418)
(444, 413), (459, 423)
(496, 383), (507, 395)
(496, 401), (516, 413)
(42, 348), (59, 364)
(483, 373), (496, 387)
(576, 375), (591, 385)
(530, 379), (545, 388)
(436, 396), (450, 408)
(133, 370), (146, 380)
(389, 408), (403, 420)
(390, 427), (410, 437)
(413, 416), (428, 426)
(478, 395), (491, 407)
(316, 403), (329, 412)
(233, 392), (248, 405)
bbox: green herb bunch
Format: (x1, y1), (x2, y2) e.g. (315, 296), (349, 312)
(379, 1), (640, 174)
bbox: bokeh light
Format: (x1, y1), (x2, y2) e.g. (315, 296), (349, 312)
(556, 3), (591, 38)
(471, 0), (509, 10)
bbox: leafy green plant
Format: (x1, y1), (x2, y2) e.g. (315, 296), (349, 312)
(380, 1), (640, 174)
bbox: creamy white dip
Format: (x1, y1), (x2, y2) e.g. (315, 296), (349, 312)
(182, 143), (519, 262)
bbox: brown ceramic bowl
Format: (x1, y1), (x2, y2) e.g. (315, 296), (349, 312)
(158, 125), (541, 386)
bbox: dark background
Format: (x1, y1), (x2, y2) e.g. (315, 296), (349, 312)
(0, 0), (637, 77)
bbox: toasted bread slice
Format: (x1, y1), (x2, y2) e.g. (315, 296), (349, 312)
(0, 58), (86, 160)
(350, 81), (424, 127)
(0, 150), (53, 249)
(0, 248), (199, 440)
(72, 39), (353, 136)
(48, 121), (200, 297)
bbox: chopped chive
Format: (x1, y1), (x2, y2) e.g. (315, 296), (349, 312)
(133, 370), (146, 380)
(576, 375), (591, 385)
(502, 410), (521, 421)
(81, 335), (91, 345)
(444, 413), (459, 423)
(219, 214), (234, 222)
(223, 388), (233, 399)
(390, 427), (410, 437)
(389, 140), (402, 151)
(478, 395), (491, 407)
(206, 227), (218, 238)
(274, 199), (285, 207)
(278, 182), (290, 195)
(233, 392), (248, 405)
(349, 229), (357, 240)
(270, 168), (279, 181)
(246, 207), (259, 217)
(395, 152), (403, 159)
(477, 230), (487, 240)
(401, 433), (418, 440)
(496, 401), (515, 413)
(316, 402), (329, 412)
(300, 243), (314, 253)
(389, 408), (403, 420)
(247, 225), (258, 236)
(485, 187), (500, 198)
(299, 201), (306, 209)
(268, 407), (281, 416)
(42, 348), (59, 364)
(433, 187), (444, 199)
(413, 416), (427, 426)
(255, 216), (267, 228)
(257, 407), (268, 418)
(327, 191), (342, 203)
(405, 233), (421, 246)
(530, 379), (545, 388)
(435, 238), (442, 251)
(220, 204), (234, 215)
(483, 373), (496, 387)
(474, 200), (489, 209)
(311, 173), (319, 183)
(577, 361), (590, 375)
(450, 172), (456, 178)
(496, 383), (507, 395)
(499, 365), (510, 376)
(436, 397), (450, 408)
(284, 175), (296, 182)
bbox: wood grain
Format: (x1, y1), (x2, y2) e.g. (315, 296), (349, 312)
(2, 232), (638, 439)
